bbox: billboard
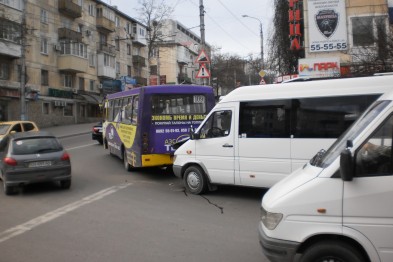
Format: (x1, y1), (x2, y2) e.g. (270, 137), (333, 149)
(298, 58), (341, 78)
(308, 0), (348, 52)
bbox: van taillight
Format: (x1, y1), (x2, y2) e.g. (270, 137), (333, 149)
(61, 152), (70, 161)
(4, 157), (17, 166)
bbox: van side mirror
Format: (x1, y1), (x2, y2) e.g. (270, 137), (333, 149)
(340, 148), (354, 181)
(189, 125), (199, 140)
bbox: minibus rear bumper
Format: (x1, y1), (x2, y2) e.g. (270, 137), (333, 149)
(172, 165), (182, 178)
(258, 223), (299, 262)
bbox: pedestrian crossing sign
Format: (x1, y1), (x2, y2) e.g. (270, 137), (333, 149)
(196, 63), (210, 78)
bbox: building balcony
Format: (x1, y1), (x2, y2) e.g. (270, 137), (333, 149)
(134, 76), (147, 86)
(58, 28), (82, 42)
(132, 55), (146, 67)
(0, 40), (21, 58)
(97, 43), (116, 55)
(58, 55), (88, 73)
(97, 53), (116, 79)
(96, 17), (115, 33)
(58, 0), (82, 19)
(178, 73), (192, 84)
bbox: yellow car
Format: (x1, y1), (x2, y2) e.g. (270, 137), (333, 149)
(0, 121), (39, 141)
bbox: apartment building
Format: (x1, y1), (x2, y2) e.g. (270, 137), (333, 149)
(150, 19), (210, 85)
(0, 0), (148, 127)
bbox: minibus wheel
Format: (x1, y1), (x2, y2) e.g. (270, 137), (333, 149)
(300, 240), (365, 262)
(183, 166), (207, 195)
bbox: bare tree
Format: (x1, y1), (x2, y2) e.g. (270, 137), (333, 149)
(136, 0), (174, 60)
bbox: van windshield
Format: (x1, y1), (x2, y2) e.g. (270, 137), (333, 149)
(312, 100), (390, 168)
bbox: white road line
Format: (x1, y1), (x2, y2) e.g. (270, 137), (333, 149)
(0, 183), (132, 244)
(66, 143), (97, 151)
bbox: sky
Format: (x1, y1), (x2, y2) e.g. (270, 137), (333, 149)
(106, 0), (274, 58)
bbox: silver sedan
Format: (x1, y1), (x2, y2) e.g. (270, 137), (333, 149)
(0, 131), (71, 195)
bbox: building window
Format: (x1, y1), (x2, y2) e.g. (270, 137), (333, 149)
(0, 0), (23, 10)
(59, 41), (88, 58)
(41, 69), (48, 86)
(115, 38), (120, 50)
(127, 44), (131, 55)
(127, 65), (131, 76)
(115, 16), (120, 27)
(0, 62), (9, 80)
(89, 52), (96, 67)
(126, 23), (131, 34)
(352, 16), (387, 47)
(42, 102), (50, 115)
(64, 74), (73, 88)
(80, 104), (85, 117)
(88, 4), (96, 16)
(64, 104), (73, 117)
(40, 38), (48, 54)
(79, 77), (84, 90)
(77, 0), (83, 6)
(116, 62), (120, 75)
(40, 9), (48, 24)
(104, 54), (115, 68)
(90, 80), (94, 91)
(0, 19), (21, 43)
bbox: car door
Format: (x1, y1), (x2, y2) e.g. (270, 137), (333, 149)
(195, 108), (235, 185)
(344, 114), (393, 262)
(0, 136), (9, 178)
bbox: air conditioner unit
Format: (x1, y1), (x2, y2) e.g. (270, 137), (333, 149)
(72, 88), (78, 93)
(86, 30), (91, 36)
(97, 83), (103, 89)
(54, 44), (61, 51)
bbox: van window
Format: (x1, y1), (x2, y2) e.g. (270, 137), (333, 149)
(293, 95), (379, 138)
(239, 100), (290, 138)
(355, 114), (393, 177)
(200, 110), (232, 138)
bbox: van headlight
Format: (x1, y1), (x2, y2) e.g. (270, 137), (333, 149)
(261, 206), (283, 230)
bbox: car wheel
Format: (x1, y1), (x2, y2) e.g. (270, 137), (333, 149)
(184, 166), (208, 195)
(98, 139), (103, 145)
(3, 181), (16, 195)
(60, 179), (71, 189)
(123, 149), (132, 171)
(300, 240), (365, 262)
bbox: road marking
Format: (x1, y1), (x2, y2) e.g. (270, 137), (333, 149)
(0, 183), (132, 244)
(66, 143), (98, 151)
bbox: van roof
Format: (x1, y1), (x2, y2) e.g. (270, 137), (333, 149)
(220, 75), (393, 103)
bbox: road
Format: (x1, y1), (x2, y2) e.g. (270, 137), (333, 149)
(0, 133), (269, 262)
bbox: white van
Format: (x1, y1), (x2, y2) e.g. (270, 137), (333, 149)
(173, 75), (393, 194)
(258, 87), (393, 262)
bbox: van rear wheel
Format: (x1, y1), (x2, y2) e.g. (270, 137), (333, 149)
(300, 240), (365, 262)
(184, 166), (207, 195)
(123, 149), (132, 171)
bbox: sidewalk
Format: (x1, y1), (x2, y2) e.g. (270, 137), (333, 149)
(42, 122), (95, 139)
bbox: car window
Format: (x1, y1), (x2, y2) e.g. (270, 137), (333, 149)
(10, 124), (22, 133)
(23, 123), (36, 131)
(0, 136), (9, 151)
(12, 137), (63, 155)
(0, 124), (11, 135)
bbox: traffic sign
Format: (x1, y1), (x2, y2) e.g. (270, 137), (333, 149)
(196, 63), (210, 78)
(195, 50), (210, 63)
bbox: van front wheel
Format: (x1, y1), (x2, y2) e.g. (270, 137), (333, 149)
(300, 240), (365, 262)
(184, 166), (207, 195)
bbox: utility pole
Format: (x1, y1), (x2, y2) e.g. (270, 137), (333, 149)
(20, 0), (27, 120)
(199, 0), (205, 49)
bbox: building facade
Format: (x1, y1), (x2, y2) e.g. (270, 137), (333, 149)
(150, 19), (210, 85)
(288, 0), (392, 80)
(0, 0), (148, 127)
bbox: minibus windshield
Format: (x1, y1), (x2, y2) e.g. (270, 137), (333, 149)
(312, 100), (390, 168)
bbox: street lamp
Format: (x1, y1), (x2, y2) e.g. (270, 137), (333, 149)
(242, 15), (264, 69)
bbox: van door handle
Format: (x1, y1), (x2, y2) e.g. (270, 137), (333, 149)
(222, 143), (233, 148)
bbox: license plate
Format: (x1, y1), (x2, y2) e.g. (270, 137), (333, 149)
(29, 161), (52, 168)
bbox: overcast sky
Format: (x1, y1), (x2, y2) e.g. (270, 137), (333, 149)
(107, 0), (273, 58)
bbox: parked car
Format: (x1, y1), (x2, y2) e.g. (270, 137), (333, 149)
(0, 121), (39, 142)
(92, 121), (103, 144)
(0, 131), (71, 195)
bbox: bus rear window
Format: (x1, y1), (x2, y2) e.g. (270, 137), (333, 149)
(151, 94), (207, 114)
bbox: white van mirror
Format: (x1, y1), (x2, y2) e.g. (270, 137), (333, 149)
(340, 148), (354, 181)
(189, 126), (200, 140)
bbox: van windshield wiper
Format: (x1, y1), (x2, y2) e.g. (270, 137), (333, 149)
(310, 149), (326, 166)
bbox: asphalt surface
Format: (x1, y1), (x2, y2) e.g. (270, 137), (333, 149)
(42, 122), (96, 139)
